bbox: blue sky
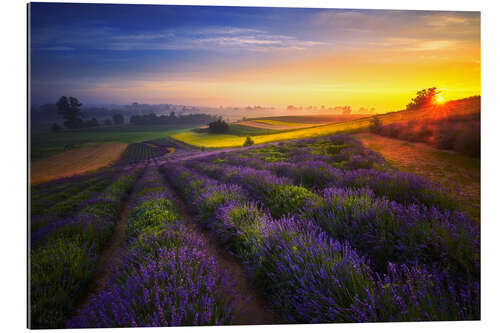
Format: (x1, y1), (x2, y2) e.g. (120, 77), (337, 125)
(29, 3), (480, 110)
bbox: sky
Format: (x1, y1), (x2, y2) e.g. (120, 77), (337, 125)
(29, 3), (480, 113)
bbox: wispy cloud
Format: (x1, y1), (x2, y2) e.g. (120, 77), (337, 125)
(405, 40), (456, 52)
(308, 10), (479, 45)
(31, 25), (326, 53)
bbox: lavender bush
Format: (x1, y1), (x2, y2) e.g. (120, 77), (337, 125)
(68, 167), (236, 327)
(30, 169), (142, 329)
(303, 187), (479, 278)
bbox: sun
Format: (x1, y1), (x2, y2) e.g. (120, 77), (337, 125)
(435, 95), (445, 104)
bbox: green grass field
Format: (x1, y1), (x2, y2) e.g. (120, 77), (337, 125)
(31, 125), (196, 161)
(227, 124), (281, 136)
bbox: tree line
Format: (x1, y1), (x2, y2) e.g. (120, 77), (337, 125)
(50, 96), (220, 132)
(129, 112), (218, 126)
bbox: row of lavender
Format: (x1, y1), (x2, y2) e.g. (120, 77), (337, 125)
(30, 168), (142, 329)
(30, 168), (136, 245)
(202, 135), (458, 211)
(164, 135), (479, 322)
(114, 138), (197, 167)
(187, 161), (478, 278)
(31, 173), (115, 236)
(114, 142), (172, 166)
(30, 170), (114, 200)
(68, 167), (235, 327)
(30, 171), (116, 216)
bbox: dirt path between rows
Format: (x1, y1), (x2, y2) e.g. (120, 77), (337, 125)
(75, 165), (146, 311)
(161, 174), (283, 326)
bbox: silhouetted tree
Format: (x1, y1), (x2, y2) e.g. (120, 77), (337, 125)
(104, 119), (112, 126)
(129, 112), (217, 126)
(167, 111), (177, 123)
(342, 106), (352, 114)
(406, 87), (439, 110)
(56, 96), (84, 129)
(112, 113), (124, 125)
(208, 119), (229, 134)
(369, 116), (382, 133)
(243, 136), (254, 146)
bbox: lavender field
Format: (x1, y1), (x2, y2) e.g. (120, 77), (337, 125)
(29, 134), (479, 328)
(26, 3), (484, 329)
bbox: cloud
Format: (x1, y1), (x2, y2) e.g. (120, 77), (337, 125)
(30, 24), (326, 53)
(405, 40), (456, 51)
(308, 10), (479, 46)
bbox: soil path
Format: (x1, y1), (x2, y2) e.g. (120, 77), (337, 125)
(354, 132), (480, 220)
(161, 173), (283, 326)
(76, 165), (147, 309)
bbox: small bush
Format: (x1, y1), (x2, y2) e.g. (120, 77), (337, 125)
(214, 201), (265, 259)
(252, 217), (374, 323)
(31, 239), (97, 328)
(126, 198), (177, 239)
(266, 184), (320, 217)
(197, 184), (246, 222)
(326, 144), (346, 156)
(454, 123), (480, 158)
(369, 116), (382, 134)
(381, 123), (401, 138)
(435, 125), (457, 150)
(243, 136), (255, 146)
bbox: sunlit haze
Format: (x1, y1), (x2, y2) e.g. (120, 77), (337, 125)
(29, 4), (480, 114)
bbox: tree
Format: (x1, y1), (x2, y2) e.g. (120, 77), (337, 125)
(112, 113), (124, 125)
(243, 136), (254, 146)
(104, 119), (112, 126)
(208, 118), (229, 134)
(342, 106), (352, 114)
(369, 116), (382, 133)
(406, 87), (439, 110)
(56, 96), (84, 129)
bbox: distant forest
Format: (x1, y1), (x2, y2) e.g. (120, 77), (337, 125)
(30, 102), (217, 127)
(129, 113), (218, 126)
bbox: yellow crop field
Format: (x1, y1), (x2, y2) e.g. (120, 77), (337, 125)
(252, 117), (372, 143)
(172, 117), (372, 148)
(172, 132), (247, 148)
(30, 142), (128, 185)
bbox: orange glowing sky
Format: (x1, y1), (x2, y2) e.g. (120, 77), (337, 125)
(31, 5), (480, 113)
